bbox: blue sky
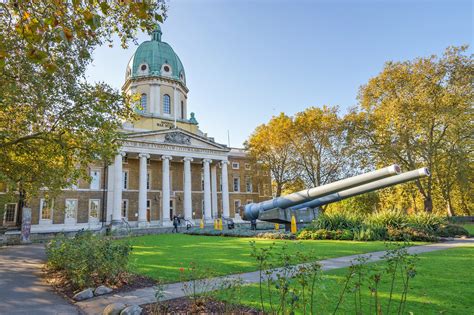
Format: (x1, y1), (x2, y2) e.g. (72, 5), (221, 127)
(86, 0), (472, 147)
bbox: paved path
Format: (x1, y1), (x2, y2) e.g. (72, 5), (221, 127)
(0, 244), (81, 315)
(76, 238), (473, 314)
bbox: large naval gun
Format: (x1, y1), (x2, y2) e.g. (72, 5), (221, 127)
(240, 165), (430, 227)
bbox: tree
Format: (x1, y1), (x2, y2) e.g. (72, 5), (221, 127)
(0, 1), (166, 215)
(348, 46), (473, 214)
(245, 113), (295, 197)
(292, 106), (351, 189)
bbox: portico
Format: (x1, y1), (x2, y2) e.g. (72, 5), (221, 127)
(107, 129), (231, 227)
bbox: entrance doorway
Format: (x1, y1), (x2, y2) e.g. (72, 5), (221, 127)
(169, 199), (175, 219)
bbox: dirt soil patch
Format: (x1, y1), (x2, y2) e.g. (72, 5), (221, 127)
(44, 268), (156, 301)
(142, 297), (262, 314)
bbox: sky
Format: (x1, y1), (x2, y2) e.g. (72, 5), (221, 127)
(86, 0), (473, 147)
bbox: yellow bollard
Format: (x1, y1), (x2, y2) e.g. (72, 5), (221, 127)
(218, 218), (223, 230)
(291, 215), (297, 234)
(275, 223), (279, 231)
(200, 218), (204, 229)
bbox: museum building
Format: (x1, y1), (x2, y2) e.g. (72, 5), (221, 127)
(1, 26), (272, 232)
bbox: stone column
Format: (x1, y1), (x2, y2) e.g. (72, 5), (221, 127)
(211, 164), (218, 218)
(203, 159), (212, 222)
(183, 157), (193, 220)
(161, 155), (172, 224)
(221, 160), (230, 218)
(138, 153), (150, 227)
(112, 152), (125, 225)
(106, 164), (115, 223)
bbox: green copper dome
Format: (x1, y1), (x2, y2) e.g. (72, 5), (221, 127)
(127, 25), (186, 84)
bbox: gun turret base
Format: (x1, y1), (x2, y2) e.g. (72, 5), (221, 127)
(257, 207), (319, 224)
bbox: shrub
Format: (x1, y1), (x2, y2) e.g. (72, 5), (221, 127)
(256, 232), (295, 240)
(365, 209), (407, 229)
(353, 225), (388, 241)
(336, 229), (354, 240)
(46, 232), (131, 289)
(296, 230), (314, 240)
(435, 224), (469, 237)
(312, 212), (363, 231)
(407, 212), (447, 232)
(387, 226), (437, 242)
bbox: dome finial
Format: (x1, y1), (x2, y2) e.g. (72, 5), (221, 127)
(151, 24), (162, 41)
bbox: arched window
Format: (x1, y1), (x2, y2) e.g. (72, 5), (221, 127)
(163, 94), (171, 115)
(140, 94), (147, 112)
(181, 101), (185, 119)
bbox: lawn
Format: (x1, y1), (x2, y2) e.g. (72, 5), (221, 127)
(462, 223), (474, 236)
(127, 234), (394, 282)
(217, 246), (474, 315)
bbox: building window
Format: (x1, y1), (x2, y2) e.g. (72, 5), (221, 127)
(40, 198), (53, 221)
(122, 200), (129, 219)
(90, 169), (100, 190)
(89, 199), (100, 221)
(233, 176), (240, 192)
(201, 172), (205, 191)
(245, 163), (251, 170)
(123, 170), (129, 190)
(163, 94), (171, 115)
(147, 171), (151, 190)
(181, 101), (185, 119)
(232, 162), (240, 169)
(65, 199), (78, 223)
(246, 177), (252, 193)
(246, 199), (253, 204)
(234, 200), (241, 213)
(263, 184), (270, 196)
(140, 93), (147, 112)
(219, 175), (222, 191)
(4, 203), (17, 224)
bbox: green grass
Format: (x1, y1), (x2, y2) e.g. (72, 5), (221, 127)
(462, 224), (474, 236)
(127, 234), (394, 282)
(216, 246), (474, 315)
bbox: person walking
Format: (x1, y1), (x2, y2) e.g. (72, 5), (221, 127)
(172, 215), (179, 233)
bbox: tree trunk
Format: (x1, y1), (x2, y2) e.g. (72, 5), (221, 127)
(276, 184), (282, 197)
(423, 195), (433, 213)
(16, 188), (26, 228)
(446, 196), (455, 217)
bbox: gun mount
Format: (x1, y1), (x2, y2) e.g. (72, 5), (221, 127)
(240, 166), (429, 226)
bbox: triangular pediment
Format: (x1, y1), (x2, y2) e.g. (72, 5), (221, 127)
(124, 128), (229, 151)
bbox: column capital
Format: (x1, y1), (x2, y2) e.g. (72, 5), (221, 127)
(203, 158), (212, 164)
(161, 155), (173, 161)
(118, 151), (126, 157)
(221, 160), (229, 165)
(138, 153), (150, 159)
(183, 157), (194, 162)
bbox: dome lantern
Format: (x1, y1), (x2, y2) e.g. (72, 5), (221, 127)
(151, 25), (162, 42)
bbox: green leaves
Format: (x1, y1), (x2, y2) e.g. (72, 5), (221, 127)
(0, 1), (166, 199)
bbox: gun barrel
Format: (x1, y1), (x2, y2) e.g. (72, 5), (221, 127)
(242, 164), (401, 221)
(289, 168), (430, 211)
